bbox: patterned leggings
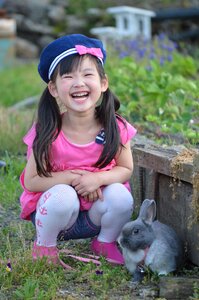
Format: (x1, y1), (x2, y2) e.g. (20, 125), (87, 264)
(34, 183), (134, 247)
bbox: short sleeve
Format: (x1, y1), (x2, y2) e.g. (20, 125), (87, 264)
(117, 117), (137, 145)
(23, 123), (36, 159)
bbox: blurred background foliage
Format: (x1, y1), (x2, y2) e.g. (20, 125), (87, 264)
(106, 34), (199, 145)
(0, 0), (198, 155)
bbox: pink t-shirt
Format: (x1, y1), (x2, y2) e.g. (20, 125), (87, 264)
(20, 117), (137, 220)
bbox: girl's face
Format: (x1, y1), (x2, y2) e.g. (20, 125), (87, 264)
(48, 56), (108, 114)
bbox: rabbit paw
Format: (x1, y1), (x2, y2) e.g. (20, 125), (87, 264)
(132, 265), (145, 283)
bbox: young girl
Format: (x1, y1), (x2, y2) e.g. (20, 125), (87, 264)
(19, 34), (137, 265)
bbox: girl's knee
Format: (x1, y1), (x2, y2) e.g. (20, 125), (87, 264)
(103, 183), (134, 212)
(38, 184), (79, 216)
(49, 184), (77, 197)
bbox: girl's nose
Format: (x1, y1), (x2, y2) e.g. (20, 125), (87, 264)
(72, 77), (85, 87)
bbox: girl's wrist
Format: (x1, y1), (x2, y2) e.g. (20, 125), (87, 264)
(68, 170), (82, 186)
(95, 172), (103, 187)
(62, 170), (75, 185)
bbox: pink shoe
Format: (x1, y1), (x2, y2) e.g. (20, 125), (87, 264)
(32, 241), (58, 265)
(91, 238), (124, 265)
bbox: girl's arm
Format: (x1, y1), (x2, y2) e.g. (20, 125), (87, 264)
(98, 140), (133, 185)
(72, 141), (133, 196)
(24, 152), (79, 192)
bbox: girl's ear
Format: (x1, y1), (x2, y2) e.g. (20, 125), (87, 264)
(48, 81), (58, 98)
(101, 74), (109, 92)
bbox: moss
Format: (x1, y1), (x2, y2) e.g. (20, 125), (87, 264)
(170, 148), (199, 221)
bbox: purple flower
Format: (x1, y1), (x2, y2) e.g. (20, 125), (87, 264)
(119, 51), (129, 58)
(146, 65), (153, 71)
(166, 46), (175, 52)
(160, 43), (168, 50)
(129, 40), (138, 50)
(160, 56), (165, 65)
(95, 270), (103, 275)
(6, 262), (12, 272)
(158, 33), (166, 41)
(167, 55), (173, 62)
(143, 38), (149, 45)
(137, 48), (146, 59)
(149, 52), (156, 59)
(113, 34), (178, 70)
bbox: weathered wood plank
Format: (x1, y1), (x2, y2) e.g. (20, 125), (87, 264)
(132, 143), (194, 184)
(159, 276), (199, 300)
(131, 138), (199, 266)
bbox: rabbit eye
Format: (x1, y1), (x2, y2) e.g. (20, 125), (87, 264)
(133, 228), (139, 234)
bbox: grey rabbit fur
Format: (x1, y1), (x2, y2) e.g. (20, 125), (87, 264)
(118, 199), (183, 282)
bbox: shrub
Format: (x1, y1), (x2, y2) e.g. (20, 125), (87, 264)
(106, 34), (199, 145)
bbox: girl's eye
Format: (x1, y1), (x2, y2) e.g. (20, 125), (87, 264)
(85, 73), (93, 77)
(62, 74), (72, 79)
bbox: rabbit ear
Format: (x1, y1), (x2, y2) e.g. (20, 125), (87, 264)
(138, 199), (156, 224)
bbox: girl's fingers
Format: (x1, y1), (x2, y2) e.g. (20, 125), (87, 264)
(88, 193), (94, 202)
(84, 195), (88, 201)
(97, 188), (103, 201)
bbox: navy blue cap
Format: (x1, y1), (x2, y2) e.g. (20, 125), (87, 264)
(38, 34), (106, 83)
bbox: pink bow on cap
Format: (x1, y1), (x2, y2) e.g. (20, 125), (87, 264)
(75, 45), (104, 60)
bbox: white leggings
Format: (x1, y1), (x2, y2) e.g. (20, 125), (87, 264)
(35, 183), (134, 247)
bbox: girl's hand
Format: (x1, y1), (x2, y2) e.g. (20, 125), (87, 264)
(83, 188), (103, 202)
(71, 170), (103, 200)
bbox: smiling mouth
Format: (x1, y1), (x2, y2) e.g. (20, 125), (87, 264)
(71, 92), (89, 99)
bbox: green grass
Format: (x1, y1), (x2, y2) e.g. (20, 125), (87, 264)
(0, 241), (66, 299)
(0, 107), (36, 156)
(0, 154), (25, 209)
(0, 63), (41, 155)
(0, 63), (44, 107)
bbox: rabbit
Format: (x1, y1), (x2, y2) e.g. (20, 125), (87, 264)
(118, 199), (183, 282)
